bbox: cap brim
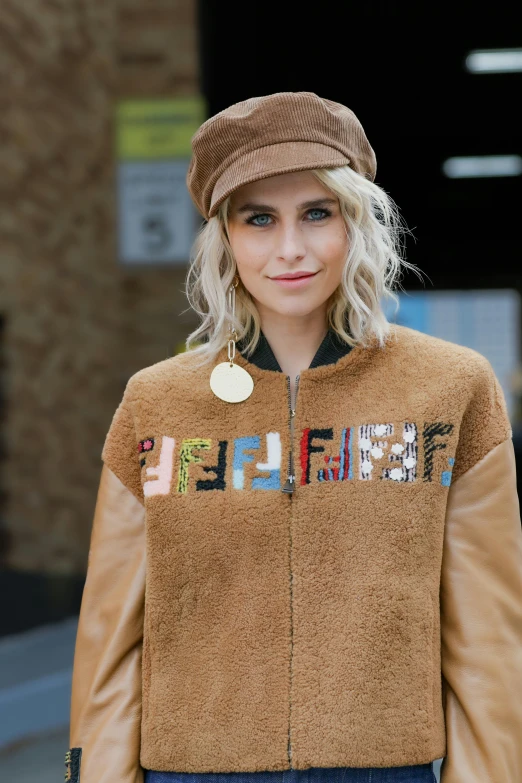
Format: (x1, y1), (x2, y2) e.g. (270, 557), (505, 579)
(208, 141), (351, 217)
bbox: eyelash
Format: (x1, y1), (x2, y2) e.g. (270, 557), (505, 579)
(245, 208), (332, 226)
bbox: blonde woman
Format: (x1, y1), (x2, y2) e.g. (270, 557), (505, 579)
(67, 93), (522, 783)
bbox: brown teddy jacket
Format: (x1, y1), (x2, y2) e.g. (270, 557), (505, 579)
(67, 324), (522, 783)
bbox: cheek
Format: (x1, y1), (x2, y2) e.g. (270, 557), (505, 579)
(312, 226), (348, 272)
(228, 229), (270, 270)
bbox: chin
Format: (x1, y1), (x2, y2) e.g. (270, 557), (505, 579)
(255, 292), (320, 316)
(275, 302), (319, 317)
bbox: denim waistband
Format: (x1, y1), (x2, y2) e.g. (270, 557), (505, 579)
(144, 762), (436, 783)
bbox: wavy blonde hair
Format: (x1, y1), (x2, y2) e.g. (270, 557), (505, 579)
(183, 165), (418, 367)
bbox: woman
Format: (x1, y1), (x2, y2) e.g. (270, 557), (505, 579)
(66, 92), (522, 783)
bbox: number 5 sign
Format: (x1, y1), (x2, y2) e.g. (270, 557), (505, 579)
(115, 98), (206, 265)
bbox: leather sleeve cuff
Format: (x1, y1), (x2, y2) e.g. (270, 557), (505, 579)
(64, 748), (82, 782)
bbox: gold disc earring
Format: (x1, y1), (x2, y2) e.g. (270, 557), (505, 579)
(209, 274), (254, 403)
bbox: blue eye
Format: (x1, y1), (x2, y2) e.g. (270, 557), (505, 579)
(245, 208), (331, 226)
(247, 213), (272, 226)
(308, 209), (329, 221)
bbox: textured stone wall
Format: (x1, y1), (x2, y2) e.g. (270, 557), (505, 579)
(0, 0), (200, 576)
(117, 0), (201, 377)
(118, 0), (199, 98)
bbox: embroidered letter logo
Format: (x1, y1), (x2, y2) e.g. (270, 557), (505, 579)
(252, 431), (282, 490)
(143, 435), (175, 497)
(138, 437), (155, 467)
(316, 426), (354, 482)
(358, 423), (394, 480)
(196, 440), (228, 491)
(441, 456), (455, 486)
(177, 438), (211, 493)
(300, 428), (334, 485)
(233, 436), (260, 490)
(358, 423), (418, 482)
(233, 433), (282, 490)
(382, 422), (418, 482)
(422, 423), (454, 483)
(141, 419), (456, 494)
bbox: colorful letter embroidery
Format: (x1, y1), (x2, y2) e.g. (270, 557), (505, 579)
(138, 437), (155, 468)
(178, 438), (211, 493)
(382, 423), (418, 482)
(441, 456), (455, 486)
(357, 423), (419, 482)
(300, 428), (333, 485)
(139, 419), (457, 494)
(423, 423), (454, 482)
(358, 423), (394, 480)
(233, 436), (260, 490)
(196, 440), (228, 491)
(252, 431), (282, 490)
(143, 435), (175, 497)
(317, 426), (354, 482)
(233, 433), (282, 490)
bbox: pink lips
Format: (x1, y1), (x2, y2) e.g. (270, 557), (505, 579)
(270, 271), (318, 288)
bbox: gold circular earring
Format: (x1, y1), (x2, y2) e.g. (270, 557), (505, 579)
(209, 273), (254, 403)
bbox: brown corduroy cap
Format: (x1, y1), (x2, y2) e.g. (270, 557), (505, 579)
(186, 91), (377, 220)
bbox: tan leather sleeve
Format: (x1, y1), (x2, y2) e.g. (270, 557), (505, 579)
(440, 438), (522, 782)
(68, 463), (146, 783)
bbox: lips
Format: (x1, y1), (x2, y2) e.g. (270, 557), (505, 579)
(271, 272), (317, 280)
(269, 271), (319, 288)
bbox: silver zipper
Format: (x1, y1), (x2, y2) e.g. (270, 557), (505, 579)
(282, 374), (300, 768)
(282, 374), (300, 494)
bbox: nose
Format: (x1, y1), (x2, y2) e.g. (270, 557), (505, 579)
(275, 219), (306, 264)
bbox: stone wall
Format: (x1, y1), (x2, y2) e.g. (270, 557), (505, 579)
(0, 0), (200, 578)
(117, 0), (201, 377)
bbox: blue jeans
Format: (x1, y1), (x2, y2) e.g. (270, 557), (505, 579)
(144, 763), (436, 783)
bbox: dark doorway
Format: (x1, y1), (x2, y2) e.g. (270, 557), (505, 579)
(197, 0), (522, 290)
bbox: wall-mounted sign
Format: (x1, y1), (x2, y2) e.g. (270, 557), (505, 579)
(115, 97), (206, 265)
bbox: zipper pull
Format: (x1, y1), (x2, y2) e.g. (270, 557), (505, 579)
(282, 474), (295, 493)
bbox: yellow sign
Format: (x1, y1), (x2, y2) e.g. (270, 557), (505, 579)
(116, 97), (206, 160)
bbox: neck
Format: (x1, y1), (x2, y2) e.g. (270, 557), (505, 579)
(256, 307), (329, 378)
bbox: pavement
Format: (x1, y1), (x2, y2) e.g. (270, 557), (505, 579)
(0, 725), (70, 782)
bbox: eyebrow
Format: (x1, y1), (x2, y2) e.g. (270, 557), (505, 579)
(235, 197), (338, 214)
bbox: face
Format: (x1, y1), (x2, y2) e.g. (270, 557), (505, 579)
(226, 170), (349, 324)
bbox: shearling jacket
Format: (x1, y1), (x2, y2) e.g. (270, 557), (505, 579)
(67, 324), (522, 783)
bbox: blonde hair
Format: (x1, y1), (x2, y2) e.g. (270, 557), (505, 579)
(182, 165), (418, 367)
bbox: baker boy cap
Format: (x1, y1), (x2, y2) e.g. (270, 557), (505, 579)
(186, 91), (377, 220)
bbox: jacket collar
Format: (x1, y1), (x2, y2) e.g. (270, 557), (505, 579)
(236, 327), (353, 372)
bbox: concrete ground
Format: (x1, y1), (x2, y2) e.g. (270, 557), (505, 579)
(0, 725), (70, 783)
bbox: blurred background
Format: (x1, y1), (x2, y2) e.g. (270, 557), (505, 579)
(0, 1), (520, 779)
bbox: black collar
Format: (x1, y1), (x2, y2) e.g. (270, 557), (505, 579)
(236, 327), (352, 372)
